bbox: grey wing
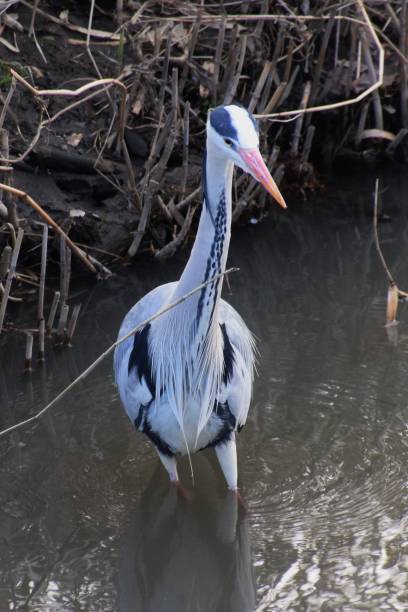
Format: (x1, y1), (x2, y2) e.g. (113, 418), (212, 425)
(219, 299), (257, 429)
(114, 282), (177, 424)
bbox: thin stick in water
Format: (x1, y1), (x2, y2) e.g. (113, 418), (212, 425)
(25, 333), (33, 371)
(38, 318), (45, 361)
(66, 304), (81, 344)
(57, 304), (70, 341)
(38, 224), (48, 322)
(0, 228), (24, 335)
(60, 235), (67, 307)
(47, 290), (60, 334)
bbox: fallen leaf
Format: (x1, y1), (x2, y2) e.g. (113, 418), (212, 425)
(199, 61), (214, 99)
(66, 132), (83, 147)
(31, 66), (45, 79)
(59, 9), (69, 23)
(131, 89), (145, 115)
(69, 209), (86, 218)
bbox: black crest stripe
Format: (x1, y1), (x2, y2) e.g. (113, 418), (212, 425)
(210, 107), (238, 140)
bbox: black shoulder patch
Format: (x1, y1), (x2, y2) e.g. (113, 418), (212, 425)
(220, 322), (235, 384)
(128, 323), (155, 395)
(143, 419), (175, 456)
(210, 106), (238, 141)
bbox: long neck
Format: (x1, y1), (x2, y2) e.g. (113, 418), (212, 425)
(172, 146), (233, 335)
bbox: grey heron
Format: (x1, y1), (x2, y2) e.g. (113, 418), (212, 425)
(114, 104), (286, 491)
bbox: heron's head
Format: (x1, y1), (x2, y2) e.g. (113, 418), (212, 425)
(207, 104), (286, 208)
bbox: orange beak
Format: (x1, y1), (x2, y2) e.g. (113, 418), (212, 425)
(238, 147), (287, 209)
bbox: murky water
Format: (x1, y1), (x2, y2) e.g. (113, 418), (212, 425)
(1, 168), (408, 611)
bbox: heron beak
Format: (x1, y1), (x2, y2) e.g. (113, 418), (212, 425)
(237, 147), (287, 209)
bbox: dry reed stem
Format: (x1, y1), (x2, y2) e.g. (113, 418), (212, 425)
(303, 125), (316, 162)
(167, 198), (185, 227)
(141, 13), (367, 26)
(0, 129), (18, 229)
(66, 304), (81, 344)
(0, 266), (239, 439)
(0, 227), (24, 335)
(224, 34), (247, 104)
(47, 291), (60, 334)
(24, 333), (33, 370)
(399, 1), (408, 129)
(256, 0), (384, 120)
(291, 81), (311, 155)
(355, 101), (369, 146)
(179, 14), (201, 96)
(263, 82), (287, 115)
(156, 205), (196, 259)
(37, 224), (48, 322)
(309, 9), (336, 106)
(0, 76), (16, 130)
(57, 303), (69, 341)
(180, 101), (190, 201)
(249, 61), (272, 114)
(87, 0), (114, 107)
(0, 246), (11, 282)
(176, 186), (201, 211)
(361, 31), (383, 130)
(38, 318), (45, 360)
(212, 19), (226, 105)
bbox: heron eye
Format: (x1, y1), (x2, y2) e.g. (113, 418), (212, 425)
(224, 138), (233, 147)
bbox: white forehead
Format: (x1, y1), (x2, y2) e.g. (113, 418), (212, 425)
(225, 105), (259, 148)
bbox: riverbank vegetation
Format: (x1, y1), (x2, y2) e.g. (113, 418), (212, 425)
(0, 0), (406, 351)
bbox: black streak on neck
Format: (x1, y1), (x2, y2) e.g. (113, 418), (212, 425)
(196, 189), (227, 327)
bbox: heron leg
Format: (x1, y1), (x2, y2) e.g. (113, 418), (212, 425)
(215, 433), (238, 490)
(156, 448), (179, 483)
